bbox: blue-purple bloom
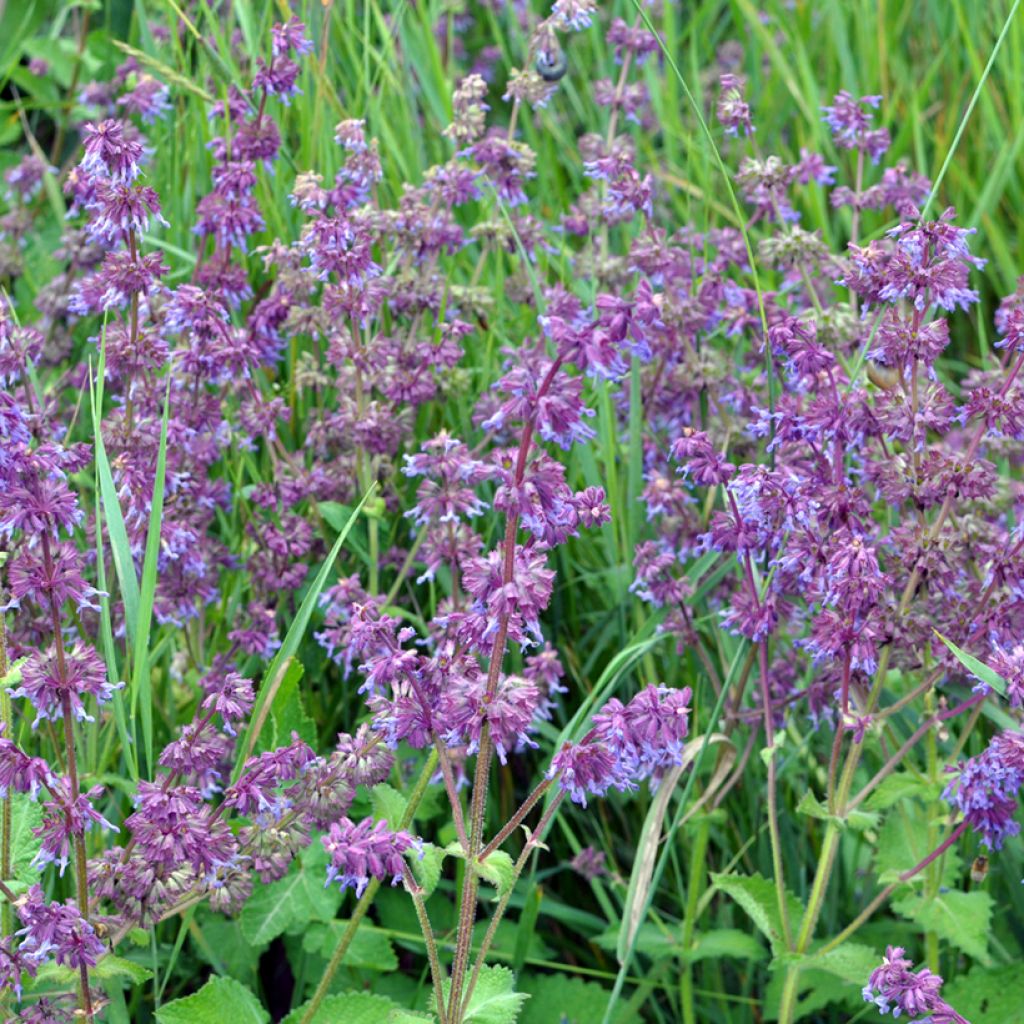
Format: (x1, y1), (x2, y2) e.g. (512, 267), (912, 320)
(322, 817), (418, 896)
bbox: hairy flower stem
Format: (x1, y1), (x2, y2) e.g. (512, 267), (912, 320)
(300, 748), (439, 1024)
(403, 863), (449, 1024)
(435, 737), (470, 851)
(0, 611), (12, 939)
(447, 357), (563, 1022)
(816, 819), (969, 959)
(459, 793), (564, 1018)
(787, 346), (1024, 987)
(479, 776), (553, 861)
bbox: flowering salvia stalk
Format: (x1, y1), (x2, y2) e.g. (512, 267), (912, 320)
(1, 2), (1023, 1023)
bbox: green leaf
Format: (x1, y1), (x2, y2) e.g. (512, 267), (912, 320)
(457, 965), (529, 1024)
(371, 783), (409, 829)
(474, 850), (515, 899)
(892, 890), (993, 964)
(92, 955), (154, 985)
(796, 791), (879, 831)
(387, 1013), (435, 1024)
(807, 942), (879, 984)
(864, 772), (939, 812)
(280, 992), (398, 1024)
(519, 975), (622, 1024)
(303, 920), (399, 971)
(934, 630), (1008, 699)
(942, 963), (1024, 1023)
(7, 792), (43, 887)
(239, 843), (341, 945)
(874, 807), (962, 887)
(154, 977), (268, 1024)
(192, 914), (266, 986)
(25, 954), (153, 994)
(256, 658), (315, 753)
(681, 928), (766, 964)
(410, 842), (445, 898)
(710, 873), (804, 954)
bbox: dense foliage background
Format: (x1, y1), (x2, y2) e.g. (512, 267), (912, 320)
(2, 1), (1024, 1022)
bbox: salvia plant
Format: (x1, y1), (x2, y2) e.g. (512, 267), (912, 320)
(0, 1), (1022, 1022)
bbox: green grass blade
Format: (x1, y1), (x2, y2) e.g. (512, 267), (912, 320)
(920, 0), (1021, 218)
(231, 484), (377, 781)
(131, 380), (171, 777)
(90, 357), (142, 650)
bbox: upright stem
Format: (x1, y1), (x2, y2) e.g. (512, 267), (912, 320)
(459, 793), (565, 1018)
(758, 642), (792, 951)
(39, 534), (94, 1020)
(299, 748), (438, 1024)
(403, 863), (449, 1024)
(447, 358), (563, 1021)
(680, 817), (711, 1024)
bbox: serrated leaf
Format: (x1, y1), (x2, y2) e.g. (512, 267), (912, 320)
(943, 963), (1024, 1023)
(371, 784), (408, 829)
(281, 992), (398, 1024)
(193, 914), (266, 986)
(239, 843), (341, 945)
(93, 955), (154, 985)
(874, 807), (962, 887)
(864, 772), (938, 812)
(26, 953), (154, 995)
(411, 842), (445, 898)
(682, 928), (765, 963)
(303, 920), (399, 971)
(807, 942), (879, 984)
(519, 974), (623, 1024)
(796, 791), (879, 831)
(710, 873), (804, 954)
(387, 1012), (435, 1024)
(892, 890), (993, 964)
(155, 976), (268, 1024)
(257, 658), (315, 753)
(456, 964), (529, 1024)
(474, 850), (515, 899)
(8, 792), (43, 887)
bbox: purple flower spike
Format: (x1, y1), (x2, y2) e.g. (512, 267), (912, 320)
(322, 817), (417, 896)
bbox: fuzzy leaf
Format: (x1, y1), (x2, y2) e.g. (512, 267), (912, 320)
(240, 843), (341, 945)
(410, 842), (445, 898)
(459, 965), (529, 1024)
(892, 890), (993, 964)
(874, 807), (961, 887)
(281, 992), (398, 1024)
(796, 791), (879, 831)
(519, 975), (622, 1024)
(303, 920), (399, 971)
(942, 963), (1024, 1023)
(8, 792), (43, 887)
(474, 850), (515, 899)
(155, 976), (268, 1024)
(710, 872), (804, 954)
(259, 658), (315, 752)
(864, 772), (939, 812)
(681, 928), (765, 963)
(371, 783), (409, 829)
